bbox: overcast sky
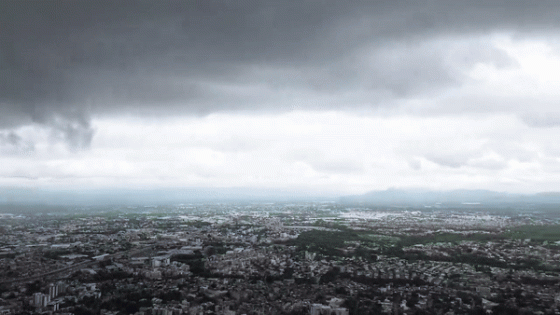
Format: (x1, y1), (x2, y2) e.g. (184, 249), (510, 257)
(2, 1), (560, 196)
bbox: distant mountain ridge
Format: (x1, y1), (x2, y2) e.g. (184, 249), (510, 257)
(339, 189), (560, 206)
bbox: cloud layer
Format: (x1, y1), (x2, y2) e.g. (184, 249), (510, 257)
(3, 1), (560, 120)
(2, 1), (560, 193)
(2, 111), (560, 195)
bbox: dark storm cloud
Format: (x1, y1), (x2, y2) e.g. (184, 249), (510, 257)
(0, 131), (34, 155)
(2, 0), (560, 141)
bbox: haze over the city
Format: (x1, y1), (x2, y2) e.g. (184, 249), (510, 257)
(3, 1), (560, 201)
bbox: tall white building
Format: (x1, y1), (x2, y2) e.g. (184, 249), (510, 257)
(48, 284), (58, 299)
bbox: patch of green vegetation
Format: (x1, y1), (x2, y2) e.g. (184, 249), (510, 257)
(184, 220), (212, 228)
(505, 224), (560, 242)
(291, 230), (378, 261)
(205, 243), (230, 255)
(397, 232), (502, 247)
(358, 234), (400, 243)
(294, 227), (557, 271)
(43, 249), (72, 260)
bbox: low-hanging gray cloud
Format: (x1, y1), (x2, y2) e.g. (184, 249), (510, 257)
(522, 113), (560, 128)
(2, 0), (560, 148)
(0, 131), (34, 155)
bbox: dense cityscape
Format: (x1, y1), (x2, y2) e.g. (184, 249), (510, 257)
(0, 203), (559, 315)
(5, 1), (560, 315)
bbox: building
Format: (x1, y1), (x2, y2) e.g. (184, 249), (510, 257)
(49, 284), (58, 299)
(310, 304), (348, 315)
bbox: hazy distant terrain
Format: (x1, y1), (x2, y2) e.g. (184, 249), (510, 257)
(0, 188), (334, 207)
(3, 187), (560, 209)
(340, 189), (560, 207)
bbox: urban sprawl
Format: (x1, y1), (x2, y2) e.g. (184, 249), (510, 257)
(0, 203), (560, 315)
